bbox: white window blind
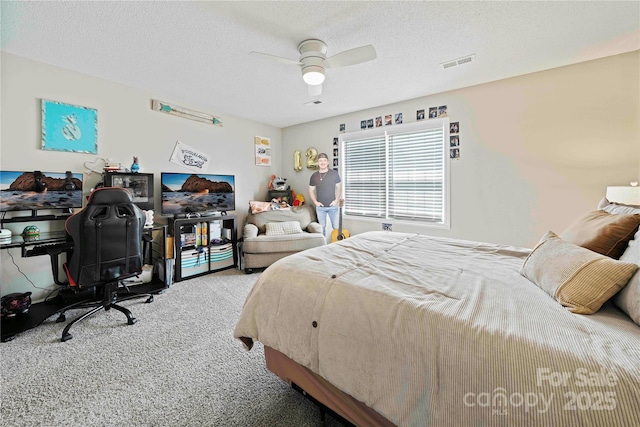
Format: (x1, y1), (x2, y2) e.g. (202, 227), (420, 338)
(342, 120), (448, 224)
(343, 135), (386, 218)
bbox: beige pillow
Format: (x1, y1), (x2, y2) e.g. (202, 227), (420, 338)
(560, 210), (640, 259)
(521, 231), (638, 314)
(265, 221), (303, 236)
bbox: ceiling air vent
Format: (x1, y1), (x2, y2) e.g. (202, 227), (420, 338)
(440, 54), (475, 70)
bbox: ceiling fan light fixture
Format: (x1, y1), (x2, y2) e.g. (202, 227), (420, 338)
(302, 66), (325, 85)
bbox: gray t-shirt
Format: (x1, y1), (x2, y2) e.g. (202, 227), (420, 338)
(309, 169), (341, 206)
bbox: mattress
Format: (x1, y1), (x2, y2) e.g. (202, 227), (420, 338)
(234, 231), (640, 426)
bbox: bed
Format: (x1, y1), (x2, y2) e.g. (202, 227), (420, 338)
(234, 206), (640, 427)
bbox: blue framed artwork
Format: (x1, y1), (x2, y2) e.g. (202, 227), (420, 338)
(41, 99), (97, 154)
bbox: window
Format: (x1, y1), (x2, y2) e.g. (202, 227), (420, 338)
(341, 119), (449, 226)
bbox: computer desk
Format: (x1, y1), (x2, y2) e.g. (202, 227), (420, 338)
(1, 231), (74, 285)
(0, 226), (168, 342)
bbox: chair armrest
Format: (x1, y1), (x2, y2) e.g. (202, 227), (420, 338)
(307, 222), (323, 234)
(243, 223), (259, 238)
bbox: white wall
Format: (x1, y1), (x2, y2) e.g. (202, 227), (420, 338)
(283, 51), (640, 248)
(1, 52), (282, 302)
(2, 50), (639, 302)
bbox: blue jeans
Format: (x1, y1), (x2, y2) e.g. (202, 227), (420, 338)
(316, 205), (339, 236)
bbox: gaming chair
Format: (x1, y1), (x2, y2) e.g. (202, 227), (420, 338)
(58, 187), (153, 342)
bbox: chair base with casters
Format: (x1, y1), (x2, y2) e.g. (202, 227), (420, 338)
(55, 278), (154, 342)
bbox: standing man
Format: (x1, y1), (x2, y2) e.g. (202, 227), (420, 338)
(309, 152), (342, 237)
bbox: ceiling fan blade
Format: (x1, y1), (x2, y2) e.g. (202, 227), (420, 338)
(325, 45), (376, 68)
(249, 51), (302, 67)
(308, 83), (323, 97)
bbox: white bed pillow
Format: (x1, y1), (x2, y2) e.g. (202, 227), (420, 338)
(265, 221), (303, 236)
(612, 230), (640, 325)
(520, 231), (638, 314)
(597, 197), (640, 215)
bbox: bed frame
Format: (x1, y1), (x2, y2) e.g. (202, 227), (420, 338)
(265, 346), (395, 427)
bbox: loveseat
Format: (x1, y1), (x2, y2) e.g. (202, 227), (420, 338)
(241, 204), (326, 273)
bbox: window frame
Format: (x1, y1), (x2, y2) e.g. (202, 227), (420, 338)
(338, 118), (450, 229)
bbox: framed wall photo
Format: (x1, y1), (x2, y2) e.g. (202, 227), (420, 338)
(255, 136), (271, 166)
(41, 99), (97, 154)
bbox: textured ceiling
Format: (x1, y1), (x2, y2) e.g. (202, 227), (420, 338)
(1, 1), (639, 128)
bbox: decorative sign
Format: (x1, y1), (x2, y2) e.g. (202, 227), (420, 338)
(170, 141), (211, 172)
(152, 99), (222, 126)
(41, 99), (97, 154)
(255, 136), (271, 166)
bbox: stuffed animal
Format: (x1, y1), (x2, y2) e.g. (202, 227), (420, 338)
(273, 177), (287, 190)
(293, 193), (305, 206)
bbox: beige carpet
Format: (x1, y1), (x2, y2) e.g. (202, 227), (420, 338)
(0, 269), (345, 427)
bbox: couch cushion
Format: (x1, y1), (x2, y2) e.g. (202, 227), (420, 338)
(243, 232), (326, 254)
(247, 205), (317, 233)
(265, 221), (303, 236)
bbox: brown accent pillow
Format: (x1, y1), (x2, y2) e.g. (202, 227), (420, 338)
(560, 211), (640, 259)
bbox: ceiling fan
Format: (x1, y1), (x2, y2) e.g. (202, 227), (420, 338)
(250, 39), (376, 97)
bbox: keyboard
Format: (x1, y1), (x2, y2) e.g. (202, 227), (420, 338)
(25, 241), (74, 257)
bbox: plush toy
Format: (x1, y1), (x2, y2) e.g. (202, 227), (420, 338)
(273, 177), (287, 191)
(270, 198), (289, 209)
(293, 193), (305, 206)
(268, 174), (276, 190)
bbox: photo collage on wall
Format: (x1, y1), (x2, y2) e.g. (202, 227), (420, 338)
(348, 104), (461, 162)
(418, 105), (461, 160)
(332, 137), (339, 169)
(357, 111), (405, 130)
(449, 121), (460, 160)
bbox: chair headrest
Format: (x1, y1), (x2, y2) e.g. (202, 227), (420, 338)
(87, 187), (134, 205)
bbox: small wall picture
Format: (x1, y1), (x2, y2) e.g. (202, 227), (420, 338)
(417, 109), (425, 120)
(438, 105), (448, 117)
(375, 116), (382, 127)
(339, 123), (345, 132)
(450, 148), (460, 159)
(367, 119), (374, 128)
(41, 99), (98, 154)
(429, 107), (438, 118)
(385, 115), (392, 126)
(395, 113), (403, 124)
(333, 159), (339, 167)
(333, 148), (339, 157)
(254, 135), (271, 166)
(333, 137), (339, 147)
(361, 120), (367, 129)
(450, 122), (459, 134)
(382, 223), (392, 231)
(450, 135), (459, 147)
